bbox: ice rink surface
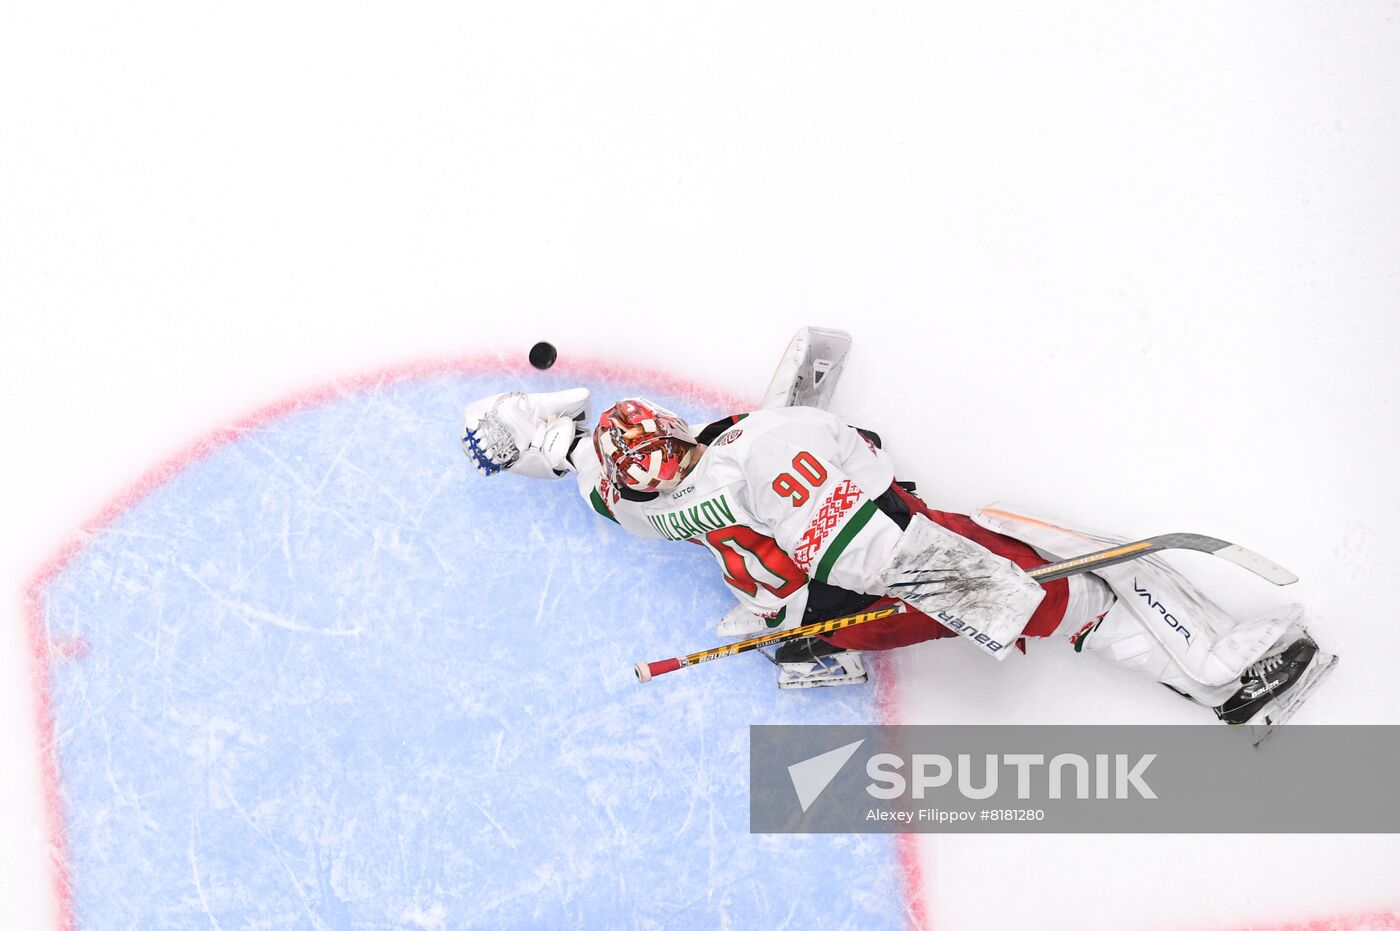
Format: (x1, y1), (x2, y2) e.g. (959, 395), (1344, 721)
(36, 369), (906, 929)
(3, 1), (1399, 929)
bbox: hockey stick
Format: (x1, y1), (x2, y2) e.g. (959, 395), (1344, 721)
(634, 604), (911, 682)
(633, 531), (1296, 682)
(1018, 532), (1297, 586)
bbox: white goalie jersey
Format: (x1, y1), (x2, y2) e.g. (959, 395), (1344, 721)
(574, 407), (907, 630)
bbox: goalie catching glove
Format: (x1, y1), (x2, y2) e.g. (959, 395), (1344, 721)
(461, 388), (591, 479)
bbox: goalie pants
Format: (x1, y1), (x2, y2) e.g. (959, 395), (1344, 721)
(817, 485), (1075, 653)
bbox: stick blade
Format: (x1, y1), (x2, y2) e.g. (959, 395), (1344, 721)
(1213, 543), (1299, 586)
(1150, 533), (1299, 586)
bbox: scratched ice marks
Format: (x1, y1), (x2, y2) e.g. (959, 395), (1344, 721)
(39, 371), (905, 930)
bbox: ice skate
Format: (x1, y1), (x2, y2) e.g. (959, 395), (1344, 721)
(1214, 630), (1338, 734)
(774, 638), (868, 689)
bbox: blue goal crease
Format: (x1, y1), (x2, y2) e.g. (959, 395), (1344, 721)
(42, 372), (906, 930)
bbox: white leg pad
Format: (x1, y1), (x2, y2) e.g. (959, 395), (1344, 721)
(973, 504), (1293, 688)
(1079, 599), (1239, 705)
(1062, 571), (1116, 631)
(761, 327), (852, 411)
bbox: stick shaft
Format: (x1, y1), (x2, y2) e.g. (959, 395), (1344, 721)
(1025, 540), (1156, 582)
(1026, 532), (1297, 585)
(635, 604), (906, 682)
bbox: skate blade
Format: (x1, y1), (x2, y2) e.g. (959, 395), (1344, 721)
(1247, 653), (1339, 747)
(777, 672), (869, 690)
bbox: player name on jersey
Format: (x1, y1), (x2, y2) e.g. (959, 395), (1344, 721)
(646, 494), (738, 542)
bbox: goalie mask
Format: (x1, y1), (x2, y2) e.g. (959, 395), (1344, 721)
(594, 398), (698, 493)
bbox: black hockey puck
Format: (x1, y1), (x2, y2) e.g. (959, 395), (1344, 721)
(529, 342), (557, 370)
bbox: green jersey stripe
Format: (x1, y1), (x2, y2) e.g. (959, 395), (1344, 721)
(813, 499), (879, 584)
(590, 488), (619, 524)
